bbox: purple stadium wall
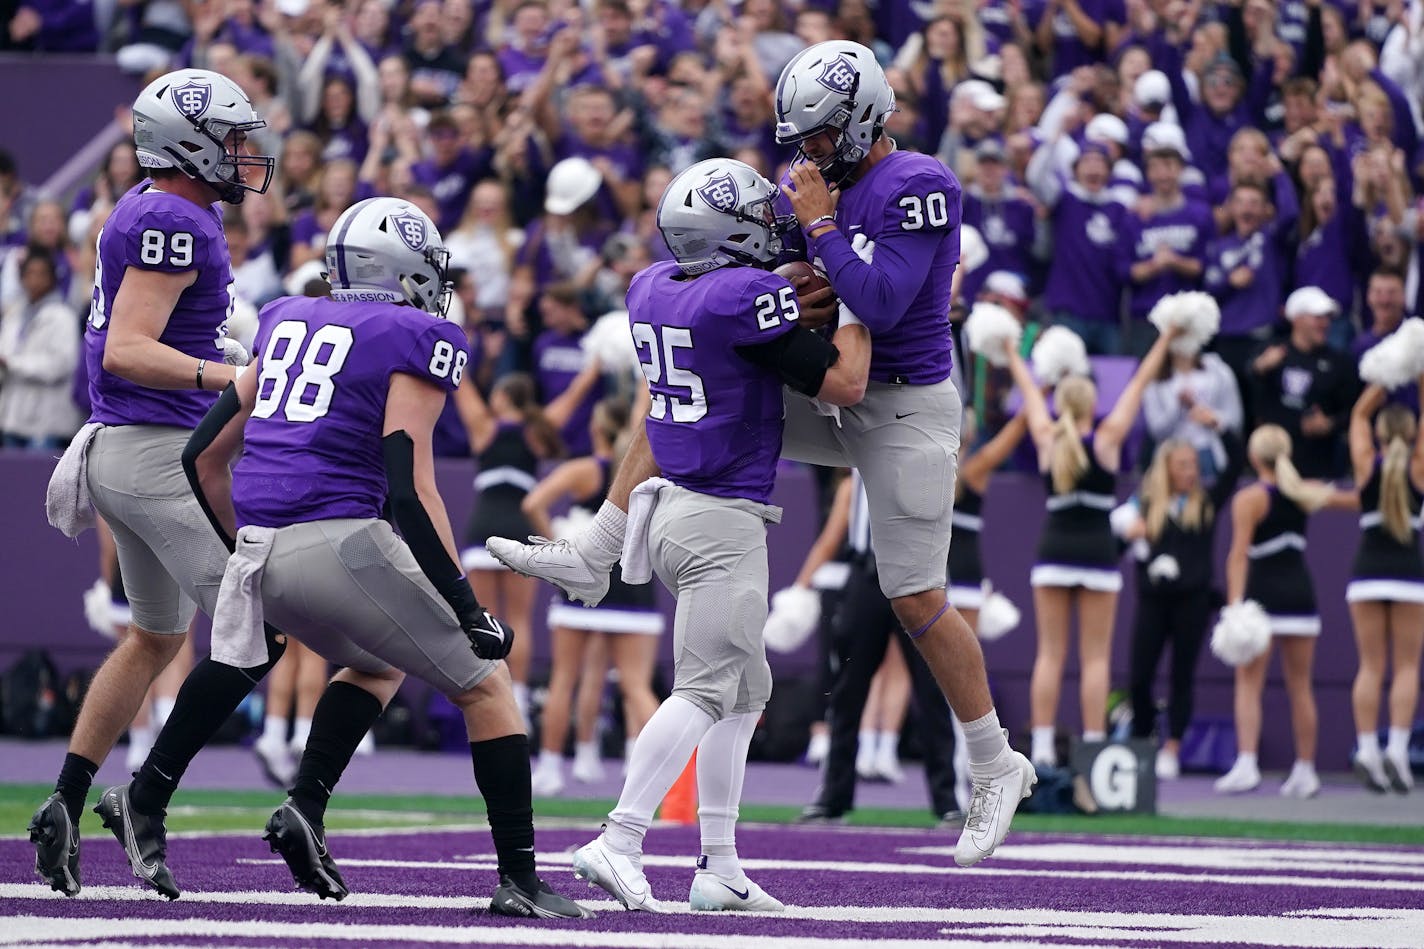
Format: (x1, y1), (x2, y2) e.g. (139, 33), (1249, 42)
(0, 451), (1366, 770)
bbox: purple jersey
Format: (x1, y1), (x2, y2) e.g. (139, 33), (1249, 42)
(1117, 198), (1212, 319)
(628, 260), (797, 504)
(1042, 183), (1128, 322)
(533, 327), (602, 456)
(232, 296), (466, 528)
(800, 150), (959, 385)
(962, 188), (1038, 302)
(411, 148), (493, 233)
(85, 181), (230, 428)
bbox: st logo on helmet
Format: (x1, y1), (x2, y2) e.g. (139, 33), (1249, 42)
(816, 55), (858, 95)
(392, 212), (428, 252)
(696, 174), (740, 214)
(170, 80), (212, 120)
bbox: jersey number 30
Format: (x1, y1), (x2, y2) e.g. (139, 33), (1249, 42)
(899, 192), (950, 230)
(631, 322), (706, 423)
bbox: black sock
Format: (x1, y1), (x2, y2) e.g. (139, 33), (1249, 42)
(470, 733), (538, 890)
(290, 681), (383, 826)
(56, 753), (98, 824)
(129, 655), (274, 816)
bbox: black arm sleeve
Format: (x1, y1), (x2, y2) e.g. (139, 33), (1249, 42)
(382, 431), (481, 621)
(182, 382), (242, 553)
(734, 324), (841, 397)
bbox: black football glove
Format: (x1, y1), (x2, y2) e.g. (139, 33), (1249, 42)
(462, 608), (514, 661)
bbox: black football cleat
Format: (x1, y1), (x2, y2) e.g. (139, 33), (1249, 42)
(28, 792), (81, 897)
(490, 874), (595, 919)
(95, 784), (179, 899)
(264, 799), (349, 901)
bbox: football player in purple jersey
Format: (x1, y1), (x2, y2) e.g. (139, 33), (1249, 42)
(162, 197), (590, 918)
(492, 41), (1037, 869)
(30, 68), (274, 898)
(568, 158), (870, 912)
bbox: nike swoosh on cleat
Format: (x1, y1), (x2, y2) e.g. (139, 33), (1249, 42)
(722, 884), (750, 900)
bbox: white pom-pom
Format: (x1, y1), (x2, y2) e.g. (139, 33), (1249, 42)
(1210, 600), (1272, 667)
(580, 310), (640, 373)
(550, 505), (594, 543)
(224, 295), (259, 351)
(960, 223), (988, 273)
(1031, 325), (1091, 385)
(1109, 500), (1141, 539)
(964, 302), (1022, 367)
(82, 579), (116, 639)
(1360, 317), (1424, 391)
(762, 585), (821, 653)
(1148, 290), (1219, 356)
(975, 582), (1020, 642)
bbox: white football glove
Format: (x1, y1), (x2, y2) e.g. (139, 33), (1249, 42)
(850, 233), (876, 263)
(220, 336), (252, 367)
(762, 585), (821, 653)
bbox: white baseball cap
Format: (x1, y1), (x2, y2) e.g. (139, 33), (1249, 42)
(1086, 113), (1129, 147)
(1284, 286), (1339, 320)
(544, 157), (603, 215)
(1142, 121), (1192, 162)
(984, 270), (1028, 302)
(957, 79), (1006, 113)
(1134, 71), (1171, 109)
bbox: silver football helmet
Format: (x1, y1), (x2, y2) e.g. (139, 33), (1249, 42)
(657, 159), (794, 275)
(132, 68), (274, 204)
(774, 40), (895, 185)
(324, 197), (452, 317)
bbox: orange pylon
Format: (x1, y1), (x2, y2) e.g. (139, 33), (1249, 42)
(658, 750), (698, 824)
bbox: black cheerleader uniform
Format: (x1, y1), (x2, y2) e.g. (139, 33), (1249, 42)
(1244, 486), (1319, 635)
(1346, 460), (1424, 604)
(947, 486), (985, 609)
(461, 421), (539, 571)
(546, 458), (664, 635)
(1031, 436), (1123, 592)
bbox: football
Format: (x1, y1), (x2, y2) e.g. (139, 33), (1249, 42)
(774, 260), (832, 299)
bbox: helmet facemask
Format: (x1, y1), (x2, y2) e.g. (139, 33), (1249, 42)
(198, 119), (274, 204)
(400, 244), (454, 318)
(777, 74), (869, 187)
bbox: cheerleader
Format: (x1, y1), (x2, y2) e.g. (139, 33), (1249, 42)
(1122, 433), (1243, 779)
(1346, 383), (1424, 792)
(950, 410), (1029, 620)
(1217, 425), (1356, 796)
(524, 398), (663, 796)
(1004, 326), (1179, 767)
(456, 373), (564, 723)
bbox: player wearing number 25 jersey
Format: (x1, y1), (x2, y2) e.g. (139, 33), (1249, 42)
(31, 68), (274, 901)
(569, 159), (870, 914)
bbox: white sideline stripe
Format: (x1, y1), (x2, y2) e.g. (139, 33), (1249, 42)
(166, 806), (445, 822)
(236, 854), (1424, 894)
(0, 917), (1041, 949)
(900, 843), (1424, 875)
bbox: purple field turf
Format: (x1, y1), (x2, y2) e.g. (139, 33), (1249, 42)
(3, 822), (1423, 948)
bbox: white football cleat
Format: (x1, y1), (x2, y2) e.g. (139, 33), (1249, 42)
(1280, 762), (1321, 799)
(1213, 756), (1261, 794)
(571, 834), (667, 913)
(487, 536), (610, 606)
(689, 868), (785, 912)
(954, 739), (1035, 867)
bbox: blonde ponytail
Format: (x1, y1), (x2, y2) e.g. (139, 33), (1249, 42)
(1049, 376), (1095, 494)
(1248, 424), (1334, 513)
(1376, 403), (1420, 543)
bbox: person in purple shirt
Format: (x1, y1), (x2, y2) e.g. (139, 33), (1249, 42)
(491, 40), (1038, 872)
(150, 197), (589, 919)
(1028, 138), (1130, 354)
(410, 112), (494, 233)
(28, 68), (274, 900)
(4, 0), (100, 52)
(1034, 0), (1126, 79)
(565, 157), (869, 913)
(1353, 268), (1419, 412)
(532, 282), (604, 456)
(403, 0), (467, 107)
(961, 139), (1041, 305)
(1294, 173), (1370, 348)
(1162, 49), (1274, 181)
(1119, 129), (1213, 355)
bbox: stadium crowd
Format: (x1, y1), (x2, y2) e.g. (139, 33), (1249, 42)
(1, 0), (1422, 809)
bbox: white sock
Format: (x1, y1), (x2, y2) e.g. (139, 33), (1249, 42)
(1236, 752), (1258, 770)
(695, 710), (758, 872)
(512, 682), (530, 723)
(960, 709), (1009, 768)
(876, 730), (899, 760)
(1292, 759), (1316, 776)
(1358, 732), (1380, 756)
(576, 501), (627, 571)
(1030, 726), (1056, 766)
(856, 730), (876, 768)
(606, 695), (715, 854)
(153, 697), (176, 728)
(575, 740), (600, 764)
(1083, 729), (1106, 743)
(1387, 727), (1411, 756)
(291, 717), (312, 747)
(536, 749), (562, 771)
(128, 723), (154, 750)
(261, 714), (286, 744)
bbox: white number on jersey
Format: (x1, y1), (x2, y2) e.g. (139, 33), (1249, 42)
(251, 320), (355, 423)
(139, 229), (196, 267)
(88, 227), (107, 330)
(898, 192), (950, 230)
(753, 286), (800, 331)
(632, 321), (707, 423)
(428, 339), (468, 387)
